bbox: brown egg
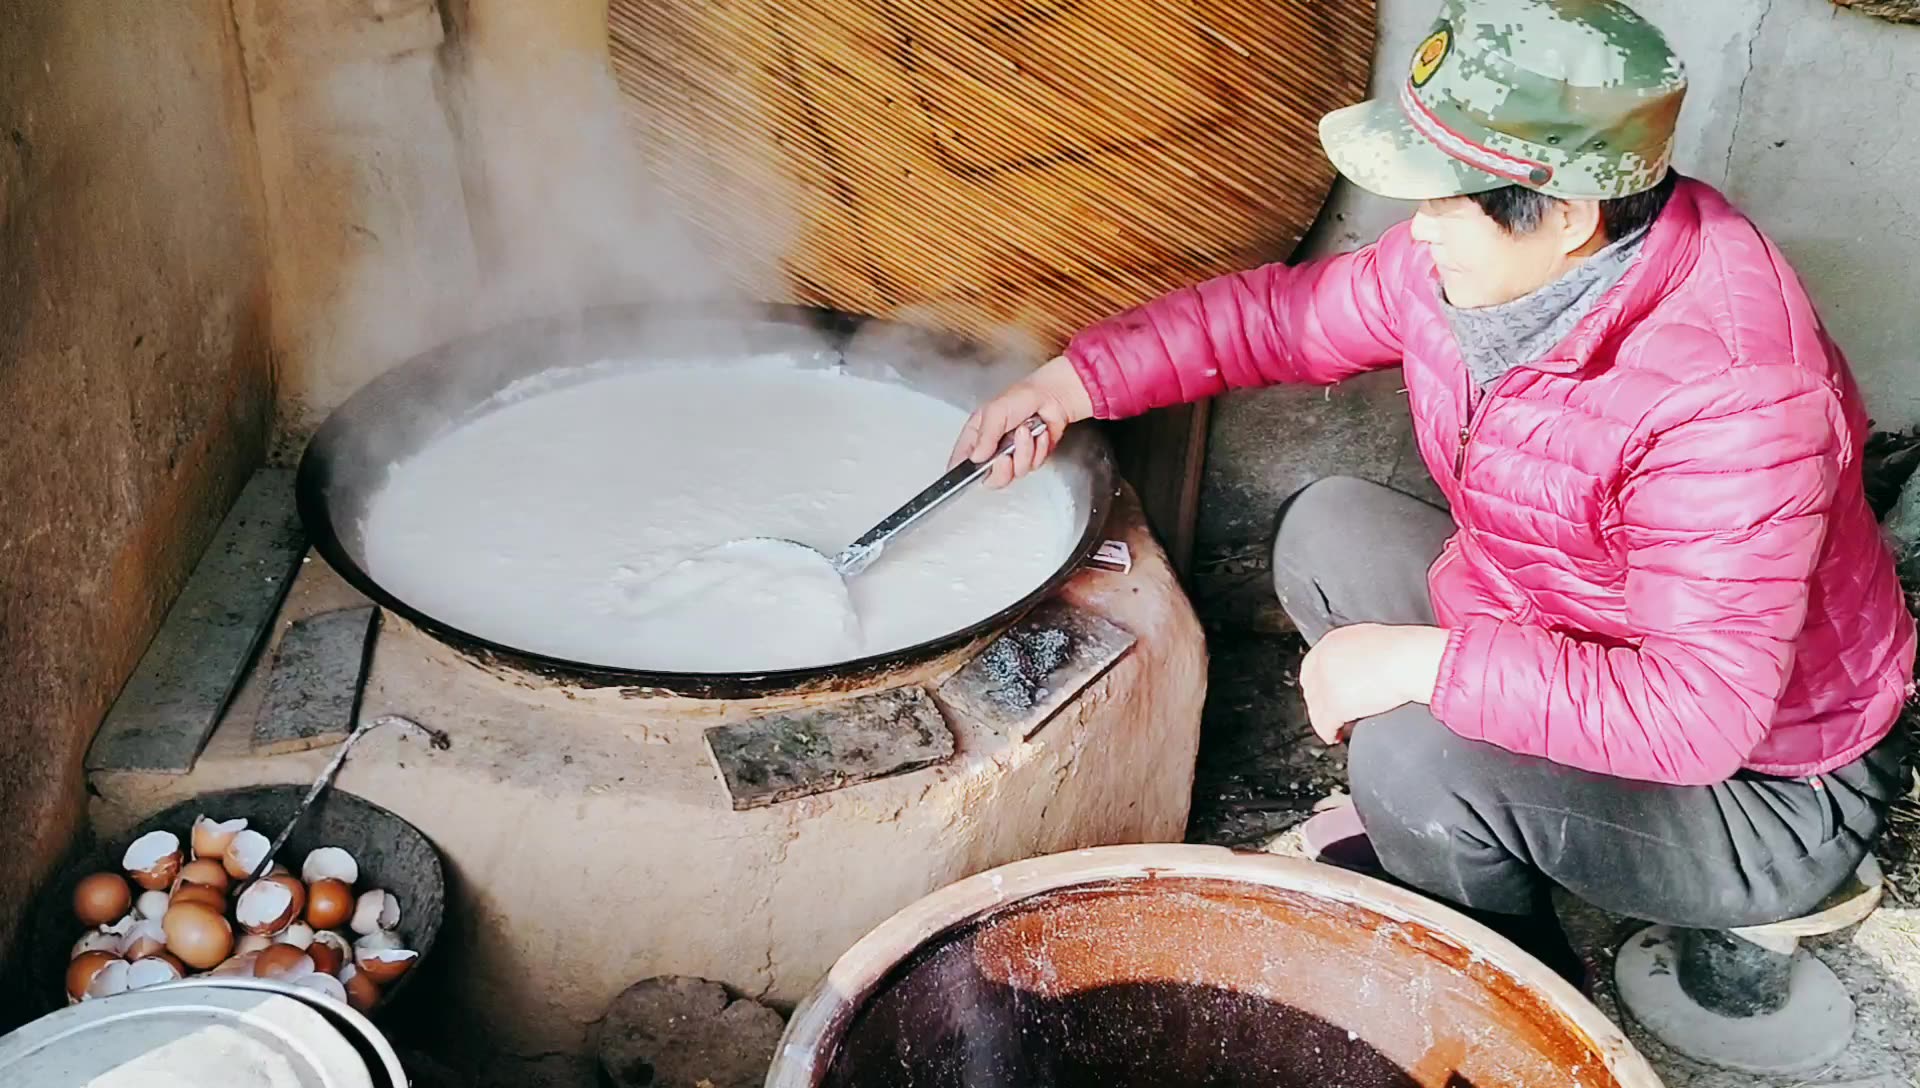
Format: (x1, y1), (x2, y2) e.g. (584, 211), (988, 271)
(306, 880), (353, 930)
(162, 902), (233, 970)
(73, 873), (133, 927)
(339, 964), (382, 1013)
(169, 882), (227, 913)
(306, 939), (344, 976)
(252, 943), (312, 980)
(66, 951), (123, 1001)
(176, 858), (230, 892)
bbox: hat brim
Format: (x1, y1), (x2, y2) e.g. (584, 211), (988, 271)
(1319, 98), (1511, 201)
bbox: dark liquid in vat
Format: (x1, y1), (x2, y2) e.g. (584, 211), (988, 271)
(825, 922), (1427, 1088)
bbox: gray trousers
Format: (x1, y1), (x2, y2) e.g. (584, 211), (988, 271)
(1272, 476), (1909, 930)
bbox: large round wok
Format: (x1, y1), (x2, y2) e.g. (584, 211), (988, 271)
(296, 304), (1116, 698)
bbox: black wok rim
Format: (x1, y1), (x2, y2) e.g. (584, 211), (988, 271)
(296, 304), (1117, 699)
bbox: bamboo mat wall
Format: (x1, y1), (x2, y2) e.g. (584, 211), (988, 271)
(608, 0), (1375, 345)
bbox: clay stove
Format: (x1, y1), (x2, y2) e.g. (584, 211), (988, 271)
(83, 307), (1208, 1060)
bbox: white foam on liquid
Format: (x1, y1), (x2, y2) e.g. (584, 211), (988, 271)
(360, 358), (1078, 672)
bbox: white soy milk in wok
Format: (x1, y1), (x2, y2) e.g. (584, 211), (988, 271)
(360, 358), (1077, 672)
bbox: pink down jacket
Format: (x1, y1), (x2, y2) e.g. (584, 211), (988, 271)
(1067, 178), (1915, 786)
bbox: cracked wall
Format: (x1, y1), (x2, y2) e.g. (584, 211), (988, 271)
(1196, 0), (1920, 582)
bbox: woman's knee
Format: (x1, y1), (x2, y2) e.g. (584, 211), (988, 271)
(1347, 707), (1470, 826)
(1347, 709), (1531, 910)
(1273, 476), (1380, 564)
(1271, 476), (1376, 625)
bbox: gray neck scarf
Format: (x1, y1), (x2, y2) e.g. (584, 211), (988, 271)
(1443, 225), (1649, 388)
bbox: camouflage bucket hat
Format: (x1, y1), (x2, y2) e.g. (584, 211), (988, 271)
(1320, 0), (1687, 201)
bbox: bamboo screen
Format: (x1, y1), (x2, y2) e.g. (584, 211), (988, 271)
(608, 1), (1375, 344)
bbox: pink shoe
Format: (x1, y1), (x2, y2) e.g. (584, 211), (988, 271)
(1299, 800), (1382, 873)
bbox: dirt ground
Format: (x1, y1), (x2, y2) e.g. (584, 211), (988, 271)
(1187, 629), (1920, 1087)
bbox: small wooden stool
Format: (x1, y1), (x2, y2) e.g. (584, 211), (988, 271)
(1613, 857), (1883, 1075)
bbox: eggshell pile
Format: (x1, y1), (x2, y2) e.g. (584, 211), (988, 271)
(62, 813), (417, 1009)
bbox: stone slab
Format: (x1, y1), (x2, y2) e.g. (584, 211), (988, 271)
(703, 686), (955, 810)
(251, 606), (379, 756)
(596, 976), (783, 1088)
(85, 469), (305, 775)
(934, 598), (1135, 741)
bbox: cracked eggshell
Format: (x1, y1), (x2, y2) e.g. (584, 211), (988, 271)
(73, 872), (133, 927)
(349, 890), (400, 935)
(223, 830), (273, 881)
(122, 917), (168, 961)
(353, 932), (417, 985)
(66, 952), (122, 1002)
(307, 931), (350, 976)
(122, 831), (183, 891)
(126, 957), (184, 990)
(293, 972), (349, 1004)
(275, 922), (316, 950)
(191, 816), (247, 860)
(235, 933), (274, 955)
(301, 847), (359, 887)
(253, 944), (314, 981)
(134, 889), (170, 920)
(236, 880), (298, 936)
(210, 950), (262, 977)
(71, 929), (125, 959)
(337, 963), (381, 1013)
(82, 958), (132, 1002)
(268, 873), (308, 919)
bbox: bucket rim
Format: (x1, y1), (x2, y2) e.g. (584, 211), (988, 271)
(766, 843), (1663, 1088)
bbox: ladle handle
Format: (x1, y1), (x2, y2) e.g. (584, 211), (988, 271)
(831, 416), (1048, 576)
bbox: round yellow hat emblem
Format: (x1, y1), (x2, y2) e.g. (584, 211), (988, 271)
(1411, 26), (1451, 88)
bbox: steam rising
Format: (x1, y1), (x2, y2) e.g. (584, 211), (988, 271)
(284, 30), (1049, 475)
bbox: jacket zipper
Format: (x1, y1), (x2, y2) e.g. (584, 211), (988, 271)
(1453, 368), (1529, 481)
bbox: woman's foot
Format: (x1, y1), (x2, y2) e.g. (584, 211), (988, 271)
(1265, 797), (1385, 875)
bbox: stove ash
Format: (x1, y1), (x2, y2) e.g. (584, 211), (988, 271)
(976, 626), (1074, 712)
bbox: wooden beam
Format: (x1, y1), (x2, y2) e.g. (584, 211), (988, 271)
(1107, 399), (1212, 576)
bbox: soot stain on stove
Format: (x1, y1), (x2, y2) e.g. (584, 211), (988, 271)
(976, 625), (1073, 712)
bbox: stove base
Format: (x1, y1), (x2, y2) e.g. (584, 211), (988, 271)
(87, 487), (1206, 1057)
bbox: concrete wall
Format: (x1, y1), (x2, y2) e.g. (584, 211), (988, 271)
(0, 3), (273, 979)
(1196, 0), (1920, 583)
(238, 0), (745, 448)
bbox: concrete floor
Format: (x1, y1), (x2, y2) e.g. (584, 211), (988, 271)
(1187, 632), (1920, 1088)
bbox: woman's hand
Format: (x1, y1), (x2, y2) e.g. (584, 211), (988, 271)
(1299, 624), (1450, 744)
(949, 355), (1096, 488)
